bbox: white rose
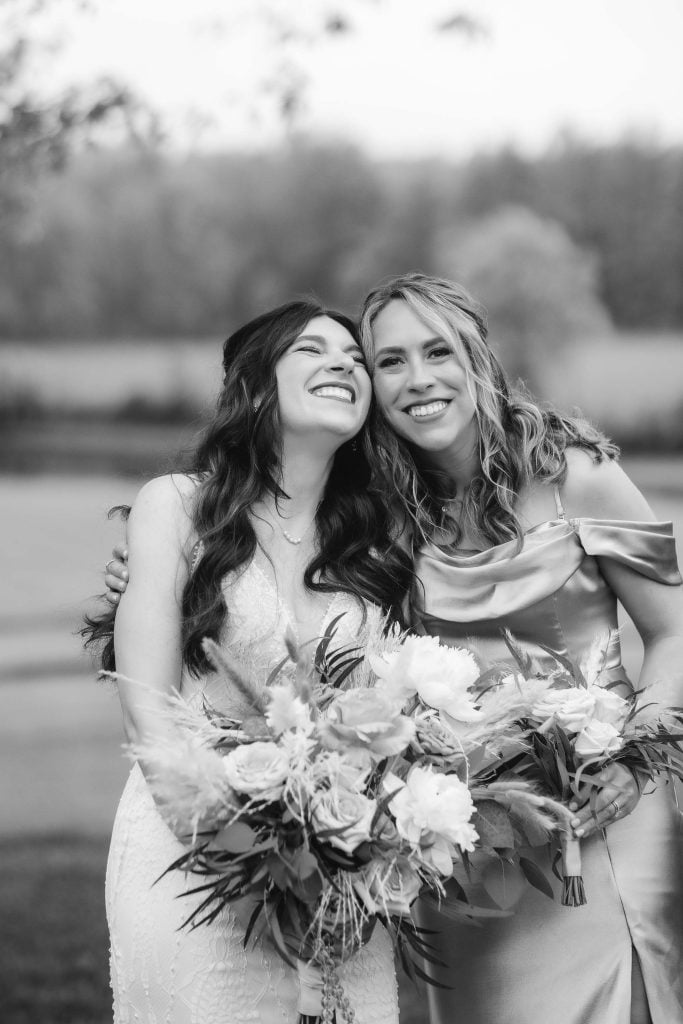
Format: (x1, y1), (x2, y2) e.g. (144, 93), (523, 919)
(310, 788), (377, 855)
(223, 741), (289, 802)
(574, 720), (625, 760)
(385, 766), (478, 874)
(355, 858), (422, 917)
(591, 686), (630, 727)
(318, 688), (415, 759)
(372, 636), (481, 722)
(530, 687), (596, 733)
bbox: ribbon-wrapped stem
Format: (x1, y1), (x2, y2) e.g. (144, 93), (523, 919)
(296, 941), (356, 1024)
(560, 833), (587, 906)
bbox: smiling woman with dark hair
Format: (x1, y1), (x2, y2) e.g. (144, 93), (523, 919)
(85, 299), (412, 1024)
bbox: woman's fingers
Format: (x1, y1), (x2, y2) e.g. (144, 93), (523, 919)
(105, 565), (128, 590)
(572, 789), (622, 838)
(104, 550), (129, 605)
(570, 763), (640, 838)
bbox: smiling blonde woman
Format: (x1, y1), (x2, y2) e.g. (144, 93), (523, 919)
(360, 272), (683, 1024)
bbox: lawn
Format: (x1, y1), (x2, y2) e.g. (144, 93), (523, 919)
(0, 835), (428, 1024)
(0, 835), (112, 1024)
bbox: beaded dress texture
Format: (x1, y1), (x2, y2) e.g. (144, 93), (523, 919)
(105, 555), (399, 1024)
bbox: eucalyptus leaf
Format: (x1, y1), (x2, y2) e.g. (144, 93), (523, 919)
(213, 821), (259, 854)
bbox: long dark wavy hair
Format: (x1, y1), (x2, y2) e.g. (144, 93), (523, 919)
(360, 272), (619, 552)
(83, 299), (413, 674)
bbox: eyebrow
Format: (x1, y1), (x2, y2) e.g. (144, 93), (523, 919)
(374, 336), (447, 355)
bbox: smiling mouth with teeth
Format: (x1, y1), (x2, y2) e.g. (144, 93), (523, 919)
(311, 386), (355, 403)
(407, 400), (449, 418)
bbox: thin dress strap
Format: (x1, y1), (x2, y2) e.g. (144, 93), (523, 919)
(553, 484), (566, 521)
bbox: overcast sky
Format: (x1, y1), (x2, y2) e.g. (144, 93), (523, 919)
(37, 0), (683, 158)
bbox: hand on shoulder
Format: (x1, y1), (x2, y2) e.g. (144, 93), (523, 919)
(561, 448), (656, 523)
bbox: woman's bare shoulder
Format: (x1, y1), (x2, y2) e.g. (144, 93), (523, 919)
(128, 474), (199, 542)
(561, 448), (655, 521)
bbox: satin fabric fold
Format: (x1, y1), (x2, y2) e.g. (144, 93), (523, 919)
(412, 516), (683, 1024)
(415, 518), (681, 626)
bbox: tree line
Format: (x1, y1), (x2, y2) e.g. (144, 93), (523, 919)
(2, 138), (682, 339)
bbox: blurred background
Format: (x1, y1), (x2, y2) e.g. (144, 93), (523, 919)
(2, 1), (683, 1021)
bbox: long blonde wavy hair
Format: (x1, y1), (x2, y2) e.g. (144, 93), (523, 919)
(359, 272), (619, 551)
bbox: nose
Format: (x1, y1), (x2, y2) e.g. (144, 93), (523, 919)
(405, 356), (436, 392)
(327, 348), (356, 374)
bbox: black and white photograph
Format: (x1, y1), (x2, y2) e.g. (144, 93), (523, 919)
(2, 2), (683, 1022)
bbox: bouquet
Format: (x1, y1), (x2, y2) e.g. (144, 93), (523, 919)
(369, 633), (574, 911)
(439, 630), (683, 906)
(106, 618), (566, 1022)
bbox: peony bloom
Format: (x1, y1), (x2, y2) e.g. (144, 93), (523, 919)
(530, 686), (596, 734)
(265, 682), (313, 736)
(574, 720), (625, 760)
(223, 741), (289, 802)
(310, 787), (377, 855)
(385, 766), (478, 874)
(318, 688), (415, 759)
(355, 858), (422, 916)
(371, 635), (481, 722)
(590, 686), (630, 728)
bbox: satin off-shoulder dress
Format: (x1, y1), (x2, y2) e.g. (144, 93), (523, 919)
(413, 492), (683, 1024)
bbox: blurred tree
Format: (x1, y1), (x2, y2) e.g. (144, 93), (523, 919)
(213, 1), (486, 135)
(0, 0), (156, 226)
(439, 205), (613, 388)
(3, 140), (682, 340)
(458, 139), (683, 331)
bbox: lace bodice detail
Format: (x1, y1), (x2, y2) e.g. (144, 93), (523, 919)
(180, 555), (381, 717)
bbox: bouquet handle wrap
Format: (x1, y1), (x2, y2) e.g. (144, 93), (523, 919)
(297, 960), (325, 1019)
(561, 833), (587, 907)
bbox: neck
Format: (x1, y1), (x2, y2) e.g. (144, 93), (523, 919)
(272, 440), (335, 517)
(416, 429), (481, 495)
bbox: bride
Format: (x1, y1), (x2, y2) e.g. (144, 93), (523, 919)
(85, 300), (412, 1024)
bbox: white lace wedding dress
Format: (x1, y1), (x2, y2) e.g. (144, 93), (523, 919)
(105, 555), (399, 1024)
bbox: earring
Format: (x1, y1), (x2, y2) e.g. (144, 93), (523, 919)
(253, 397), (262, 412)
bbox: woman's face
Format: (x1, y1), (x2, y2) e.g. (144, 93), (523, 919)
(370, 299), (477, 456)
(275, 315), (371, 444)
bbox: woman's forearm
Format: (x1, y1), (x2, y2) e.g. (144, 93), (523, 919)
(637, 634), (683, 706)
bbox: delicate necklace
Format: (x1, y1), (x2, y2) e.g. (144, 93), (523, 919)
(277, 514), (316, 546)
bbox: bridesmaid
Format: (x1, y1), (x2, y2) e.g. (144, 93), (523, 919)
(359, 272), (683, 1024)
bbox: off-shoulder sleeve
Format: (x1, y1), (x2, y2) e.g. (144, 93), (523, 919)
(574, 519), (682, 585)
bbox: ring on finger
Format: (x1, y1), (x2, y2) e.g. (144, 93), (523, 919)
(104, 559), (116, 573)
(609, 799), (620, 817)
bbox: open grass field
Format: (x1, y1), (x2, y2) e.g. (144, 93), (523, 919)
(2, 463), (682, 1024)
